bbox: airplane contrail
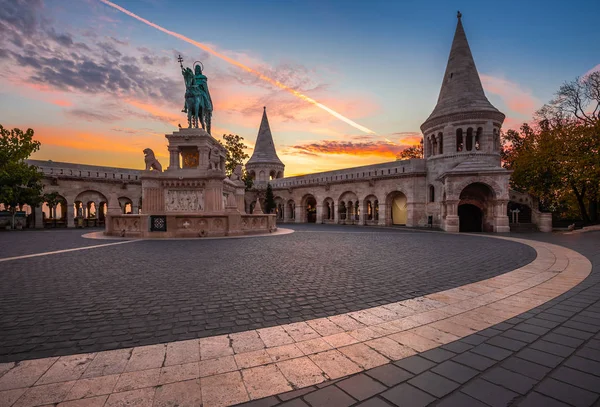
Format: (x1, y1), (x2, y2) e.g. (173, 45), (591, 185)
(99, 0), (377, 135)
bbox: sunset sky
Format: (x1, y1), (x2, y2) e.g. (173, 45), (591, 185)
(1, 0), (598, 176)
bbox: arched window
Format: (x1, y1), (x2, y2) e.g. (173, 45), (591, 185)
(456, 128), (463, 152)
(438, 132), (443, 154)
(431, 135), (437, 156)
(466, 128), (473, 151)
(493, 129), (499, 151)
(429, 185), (435, 203)
(475, 127), (482, 150)
(427, 137), (433, 157)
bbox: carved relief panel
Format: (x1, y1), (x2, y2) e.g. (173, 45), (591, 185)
(165, 189), (204, 212)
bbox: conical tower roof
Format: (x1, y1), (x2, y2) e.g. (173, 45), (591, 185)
(247, 107), (284, 166)
(423, 12), (503, 128)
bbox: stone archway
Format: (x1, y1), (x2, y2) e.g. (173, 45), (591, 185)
(458, 182), (495, 232)
(338, 191), (358, 224)
(387, 191), (407, 225)
(322, 198), (335, 223)
(459, 204), (482, 232)
(305, 196), (316, 223)
(75, 190), (109, 227)
(301, 194), (317, 223)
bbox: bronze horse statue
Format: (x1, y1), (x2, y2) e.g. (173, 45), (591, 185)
(182, 66), (212, 133)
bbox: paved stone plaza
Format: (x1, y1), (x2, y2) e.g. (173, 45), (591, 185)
(0, 226), (598, 406)
(0, 225), (535, 363)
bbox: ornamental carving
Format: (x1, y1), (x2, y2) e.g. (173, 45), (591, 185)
(165, 189), (204, 212)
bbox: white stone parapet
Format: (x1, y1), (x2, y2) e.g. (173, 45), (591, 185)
(28, 160), (142, 183)
(269, 158), (426, 189)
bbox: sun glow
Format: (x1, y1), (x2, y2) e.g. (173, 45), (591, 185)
(99, 0), (378, 135)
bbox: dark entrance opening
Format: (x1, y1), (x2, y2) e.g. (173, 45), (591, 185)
(306, 197), (317, 223)
(459, 204), (482, 232)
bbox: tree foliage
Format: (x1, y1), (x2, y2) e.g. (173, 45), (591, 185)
(397, 142), (424, 160)
(220, 134), (249, 176)
(43, 192), (62, 218)
(503, 72), (600, 223)
(0, 125), (44, 228)
(218, 133), (253, 190)
(264, 184), (276, 214)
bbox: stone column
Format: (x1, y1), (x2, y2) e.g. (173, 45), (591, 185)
(493, 199), (510, 233)
(295, 204), (303, 223)
(34, 206), (44, 229)
(166, 147), (178, 171)
(67, 204), (75, 228)
(359, 200), (366, 226)
(316, 202), (323, 224)
(378, 203), (387, 226)
(444, 200), (459, 232)
(333, 203), (339, 224)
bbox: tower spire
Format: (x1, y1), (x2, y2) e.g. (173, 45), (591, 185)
(247, 107), (284, 166)
(422, 12), (502, 127)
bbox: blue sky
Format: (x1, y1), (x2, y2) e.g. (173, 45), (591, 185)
(1, 0), (598, 174)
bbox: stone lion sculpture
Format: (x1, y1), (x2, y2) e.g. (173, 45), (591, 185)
(209, 146), (221, 170)
(143, 148), (162, 172)
(230, 164), (243, 181)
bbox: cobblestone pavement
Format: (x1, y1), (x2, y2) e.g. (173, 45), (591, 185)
(239, 231), (600, 407)
(0, 228), (119, 258)
(0, 225), (536, 363)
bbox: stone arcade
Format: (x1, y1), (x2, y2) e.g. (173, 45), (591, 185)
(245, 14), (551, 233)
(16, 14), (551, 233)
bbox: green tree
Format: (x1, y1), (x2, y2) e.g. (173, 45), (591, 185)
(43, 191), (61, 220)
(218, 134), (254, 190)
(242, 172), (254, 191)
(264, 184), (276, 214)
(220, 134), (249, 175)
(0, 125), (44, 229)
(397, 141), (424, 160)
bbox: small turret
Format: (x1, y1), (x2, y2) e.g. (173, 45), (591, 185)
(421, 12), (505, 161)
(246, 107), (285, 188)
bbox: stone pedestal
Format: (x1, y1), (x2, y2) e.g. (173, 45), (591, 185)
(106, 128), (275, 238)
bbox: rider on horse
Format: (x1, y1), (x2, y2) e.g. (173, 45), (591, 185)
(182, 65), (213, 115)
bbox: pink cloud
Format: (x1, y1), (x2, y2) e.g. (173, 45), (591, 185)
(51, 99), (72, 107)
(584, 64), (600, 77)
(480, 74), (540, 117)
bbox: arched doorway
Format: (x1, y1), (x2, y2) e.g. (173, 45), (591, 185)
(338, 191), (358, 224)
(387, 191), (407, 225)
(303, 195), (317, 223)
(458, 182), (495, 232)
(458, 204), (482, 232)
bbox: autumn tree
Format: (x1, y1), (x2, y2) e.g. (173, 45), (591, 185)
(0, 125), (44, 229)
(397, 141), (424, 160)
(503, 72), (600, 223)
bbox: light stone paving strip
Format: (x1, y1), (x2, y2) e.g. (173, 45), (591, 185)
(0, 237), (592, 407)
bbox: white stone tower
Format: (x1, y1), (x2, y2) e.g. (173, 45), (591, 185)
(421, 12), (511, 233)
(246, 107), (285, 189)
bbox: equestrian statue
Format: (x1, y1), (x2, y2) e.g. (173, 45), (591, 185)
(178, 55), (213, 133)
